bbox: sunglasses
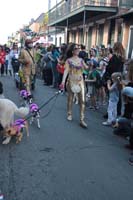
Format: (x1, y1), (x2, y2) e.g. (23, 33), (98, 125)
(74, 47), (80, 50)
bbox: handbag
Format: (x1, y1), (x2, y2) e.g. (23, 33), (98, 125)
(70, 82), (81, 93)
(57, 63), (65, 74)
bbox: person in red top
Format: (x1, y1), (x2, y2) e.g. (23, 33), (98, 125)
(0, 45), (6, 76)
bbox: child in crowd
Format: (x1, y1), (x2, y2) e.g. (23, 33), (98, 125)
(86, 59), (101, 109)
(89, 48), (98, 62)
(103, 72), (122, 126)
(98, 58), (109, 105)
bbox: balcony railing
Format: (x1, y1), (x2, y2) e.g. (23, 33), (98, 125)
(120, 0), (133, 7)
(48, 0), (118, 25)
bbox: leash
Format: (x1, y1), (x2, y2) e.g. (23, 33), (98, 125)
(41, 92), (58, 119)
(38, 91), (60, 112)
(23, 90), (62, 122)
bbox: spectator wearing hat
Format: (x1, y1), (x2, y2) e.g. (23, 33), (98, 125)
(19, 39), (36, 93)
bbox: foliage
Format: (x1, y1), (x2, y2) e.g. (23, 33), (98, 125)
(43, 13), (48, 25)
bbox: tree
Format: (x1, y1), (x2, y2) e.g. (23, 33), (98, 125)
(43, 13), (48, 25)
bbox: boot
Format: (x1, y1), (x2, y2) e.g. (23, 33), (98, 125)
(80, 120), (88, 129)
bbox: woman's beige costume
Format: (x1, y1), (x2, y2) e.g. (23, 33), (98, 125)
(62, 58), (87, 128)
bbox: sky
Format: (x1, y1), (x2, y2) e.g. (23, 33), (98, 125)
(0, 0), (48, 44)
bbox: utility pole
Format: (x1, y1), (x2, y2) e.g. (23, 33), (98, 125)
(48, 0), (51, 43)
(55, 0), (58, 45)
(65, 0), (70, 44)
(83, 10), (86, 45)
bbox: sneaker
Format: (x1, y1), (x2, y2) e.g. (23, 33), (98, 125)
(102, 121), (112, 126)
(67, 115), (72, 121)
(80, 121), (88, 129)
(89, 106), (94, 109)
(128, 157), (133, 166)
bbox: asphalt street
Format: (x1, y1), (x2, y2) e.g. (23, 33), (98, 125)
(0, 76), (133, 200)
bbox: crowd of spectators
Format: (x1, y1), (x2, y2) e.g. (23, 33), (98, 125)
(0, 41), (133, 164)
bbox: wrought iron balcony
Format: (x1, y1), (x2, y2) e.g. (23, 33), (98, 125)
(48, 0), (118, 26)
(120, 0), (133, 7)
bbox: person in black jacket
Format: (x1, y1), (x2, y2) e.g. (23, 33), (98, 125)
(103, 42), (125, 84)
(79, 44), (88, 62)
(103, 42), (125, 116)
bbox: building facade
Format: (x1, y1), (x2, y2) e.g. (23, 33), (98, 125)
(29, 13), (45, 33)
(120, 9), (133, 58)
(48, 0), (133, 57)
